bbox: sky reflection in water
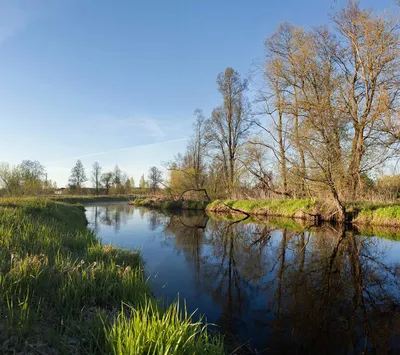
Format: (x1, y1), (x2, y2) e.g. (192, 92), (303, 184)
(85, 202), (400, 354)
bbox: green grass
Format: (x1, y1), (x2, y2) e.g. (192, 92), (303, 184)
(0, 197), (224, 354)
(353, 205), (400, 226)
(206, 211), (312, 232)
(131, 198), (157, 208)
(131, 198), (151, 205)
(207, 199), (317, 218)
(207, 199), (400, 226)
(161, 200), (184, 209)
(50, 195), (129, 204)
(103, 300), (224, 355)
(183, 200), (208, 210)
(345, 200), (400, 214)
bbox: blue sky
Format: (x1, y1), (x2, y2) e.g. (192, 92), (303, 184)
(0, 0), (396, 187)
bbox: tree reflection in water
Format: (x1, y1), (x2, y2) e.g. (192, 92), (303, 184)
(86, 205), (400, 353)
(163, 214), (400, 354)
(87, 203), (135, 233)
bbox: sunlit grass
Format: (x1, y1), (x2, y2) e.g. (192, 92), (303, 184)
(102, 299), (224, 355)
(353, 205), (400, 226)
(0, 197), (224, 354)
(207, 199), (400, 227)
(207, 199), (317, 218)
(51, 195), (129, 204)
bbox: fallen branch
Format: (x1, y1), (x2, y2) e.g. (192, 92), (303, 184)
(223, 203), (251, 218)
(251, 233), (272, 246)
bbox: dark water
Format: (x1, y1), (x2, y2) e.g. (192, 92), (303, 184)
(85, 202), (400, 354)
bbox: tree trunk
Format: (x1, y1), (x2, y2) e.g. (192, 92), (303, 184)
(293, 85), (306, 196)
(276, 80), (288, 195)
(332, 187), (346, 222)
(349, 127), (364, 199)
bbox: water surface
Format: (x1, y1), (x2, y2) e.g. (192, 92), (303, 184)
(85, 202), (400, 354)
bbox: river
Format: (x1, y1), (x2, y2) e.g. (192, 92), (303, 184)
(85, 202), (400, 354)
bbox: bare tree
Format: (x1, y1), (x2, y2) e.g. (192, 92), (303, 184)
(332, 2), (400, 197)
(256, 22), (347, 217)
(91, 162), (102, 195)
(148, 166), (163, 193)
(252, 54), (291, 195)
(206, 67), (251, 197)
(69, 160), (87, 190)
(294, 27), (347, 219)
(101, 172), (113, 195)
(261, 23), (308, 195)
(240, 142), (287, 197)
(189, 109), (208, 188)
(113, 165), (122, 186)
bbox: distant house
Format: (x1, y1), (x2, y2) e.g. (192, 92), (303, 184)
(55, 188), (66, 195)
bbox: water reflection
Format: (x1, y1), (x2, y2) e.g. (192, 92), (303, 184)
(86, 204), (400, 354)
(88, 203), (135, 233)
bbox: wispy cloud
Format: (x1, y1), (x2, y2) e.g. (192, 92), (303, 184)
(136, 118), (165, 138)
(95, 116), (166, 138)
(45, 137), (188, 165)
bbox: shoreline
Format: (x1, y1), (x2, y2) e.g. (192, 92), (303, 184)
(131, 198), (400, 228)
(50, 195), (129, 204)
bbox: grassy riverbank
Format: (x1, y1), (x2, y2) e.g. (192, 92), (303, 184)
(208, 199), (400, 226)
(351, 203), (400, 227)
(132, 198), (320, 219)
(207, 199), (318, 218)
(0, 198), (224, 354)
(50, 195), (129, 204)
(132, 197), (400, 227)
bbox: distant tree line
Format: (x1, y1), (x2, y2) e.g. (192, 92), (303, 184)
(67, 160), (164, 196)
(0, 158), (165, 197)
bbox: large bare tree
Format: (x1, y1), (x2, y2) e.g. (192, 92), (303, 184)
(250, 2), (400, 218)
(206, 67), (251, 197)
(332, 1), (400, 197)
